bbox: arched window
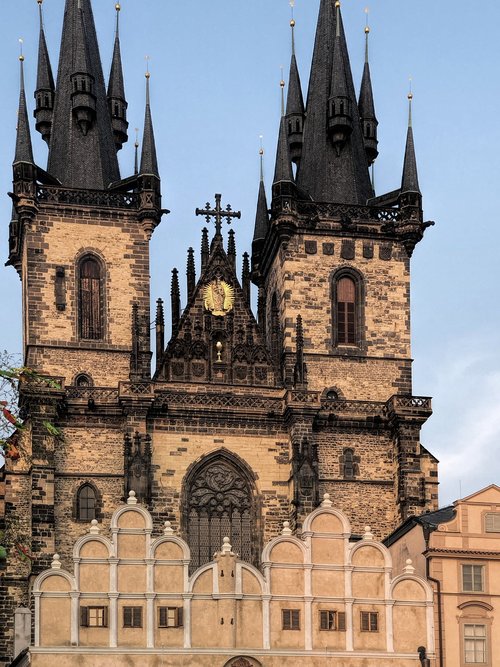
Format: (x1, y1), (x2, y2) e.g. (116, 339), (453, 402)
(343, 448), (355, 479)
(75, 373), (93, 387)
(183, 453), (258, 572)
(77, 484), (97, 521)
(79, 256), (103, 340)
(337, 276), (356, 345)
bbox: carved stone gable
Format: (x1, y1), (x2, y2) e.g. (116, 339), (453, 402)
(159, 242), (276, 387)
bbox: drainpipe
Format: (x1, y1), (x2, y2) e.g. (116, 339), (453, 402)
(426, 553), (444, 667)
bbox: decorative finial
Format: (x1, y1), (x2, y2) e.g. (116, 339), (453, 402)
(280, 66), (285, 116)
(89, 519), (100, 535)
(18, 38), (24, 62)
(134, 127), (139, 175)
(115, 3), (121, 36)
(364, 8), (370, 63)
(335, 1), (341, 38)
(322, 493), (333, 508)
(282, 521), (293, 536)
(290, 0), (296, 55)
(408, 77), (413, 127)
(127, 489), (138, 505)
(216, 341), (223, 362)
(404, 558), (415, 574)
(221, 536), (233, 554)
(51, 554), (62, 570)
(145, 55), (151, 79)
(363, 526), (374, 541)
(259, 135), (264, 181)
(163, 521), (174, 536)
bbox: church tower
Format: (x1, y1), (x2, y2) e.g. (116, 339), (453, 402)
(251, 0), (437, 527)
(1, 2), (438, 664)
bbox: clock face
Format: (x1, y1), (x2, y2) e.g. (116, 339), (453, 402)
(203, 279), (235, 316)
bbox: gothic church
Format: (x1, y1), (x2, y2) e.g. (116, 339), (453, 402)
(1, 0), (438, 664)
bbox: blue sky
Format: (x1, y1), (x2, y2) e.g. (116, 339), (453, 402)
(0, 0), (499, 506)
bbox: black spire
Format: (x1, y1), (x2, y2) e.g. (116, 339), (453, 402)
(401, 94), (420, 195)
(297, 0), (373, 204)
(15, 52), (34, 165)
(171, 269), (180, 332)
(34, 0), (55, 145)
(187, 247), (196, 300)
(273, 106), (294, 186)
(286, 18), (305, 166)
(358, 22), (378, 166)
(253, 149), (269, 245)
(139, 71), (159, 177)
(107, 3), (128, 151)
(47, 0), (120, 189)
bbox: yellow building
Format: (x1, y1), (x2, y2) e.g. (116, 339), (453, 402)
(30, 492), (434, 666)
(385, 485), (500, 667)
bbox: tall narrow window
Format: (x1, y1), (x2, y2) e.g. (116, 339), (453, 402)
(337, 276), (356, 345)
(464, 624), (486, 663)
(183, 454), (257, 572)
(462, 565), (484, 593)
(343, 448), (355, 479)
(77, 484), (97, 521)
(79, 256), (103, 340)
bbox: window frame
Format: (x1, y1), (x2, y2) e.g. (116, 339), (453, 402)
(76, 252), (106, 342)
(123, 606), (143, 629)
(463, 623), (487, 664)
(158, 606), (184, 628)
(360, 611), (379, 633)
(319, 609), (346, 632)
(282, 608), (301, 631)
(80, 605), (108, 628)
(484, 513), (500, 533)
(331, 268), (365, 353)
(462, 564), (485, 593)
(76, 483), (98, 523)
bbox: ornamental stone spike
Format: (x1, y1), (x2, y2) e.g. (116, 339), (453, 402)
(221, 536), (233, 554)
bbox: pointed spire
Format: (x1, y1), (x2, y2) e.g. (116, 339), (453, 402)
(327, 2), (353, 155)
(187, 247), (196, 300)
(34, 0), (55, 145)
(358, 12), (378, 166)
(286, 11), (305, 166)
(401, 91), (420, 195)
(297, 0), (373, 204)
(139, 66), (159, 177)
(201, 227), (209, 270)
(134, 127), (139, 175)
(274, 80), (294, 186)
(242, 252), (251, 306)
(48, 0), (120, 188)
(155, 298), (165, 372)
(253, 145), (269, 245)
(107, 2), (128, 151)
(227, 229), (236, 272)
(171, 268), (180, 332)
(14, 44), (34, 165)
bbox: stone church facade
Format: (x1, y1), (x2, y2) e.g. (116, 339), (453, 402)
(1, 0), (438, 664)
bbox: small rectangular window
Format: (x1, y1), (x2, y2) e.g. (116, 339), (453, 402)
(464, 624), (486, 663)
(282, 609), (300, 630)
(158, 606), (183, 628)
(80, 606), (108, 628)
(485, 513), (500, 533)
(462, 565), (484, 593)
(320, 610), (346, 631)
(360, 611), (378, 632)
(123, 606), (143, 628)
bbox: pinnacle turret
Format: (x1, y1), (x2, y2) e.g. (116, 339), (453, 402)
(139, 72), (159, 177)
(285, 18), (305, 166)
(358, 21), (378, 166)
(401, 93), (420, 196)
(107, 3), (128, 151)
(47, 0), (120, 189)
(273, 108), (294, 186)
(14, 52), (34, 165)
(34, 0), (55, 145)
(296, 0), (372, 204)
